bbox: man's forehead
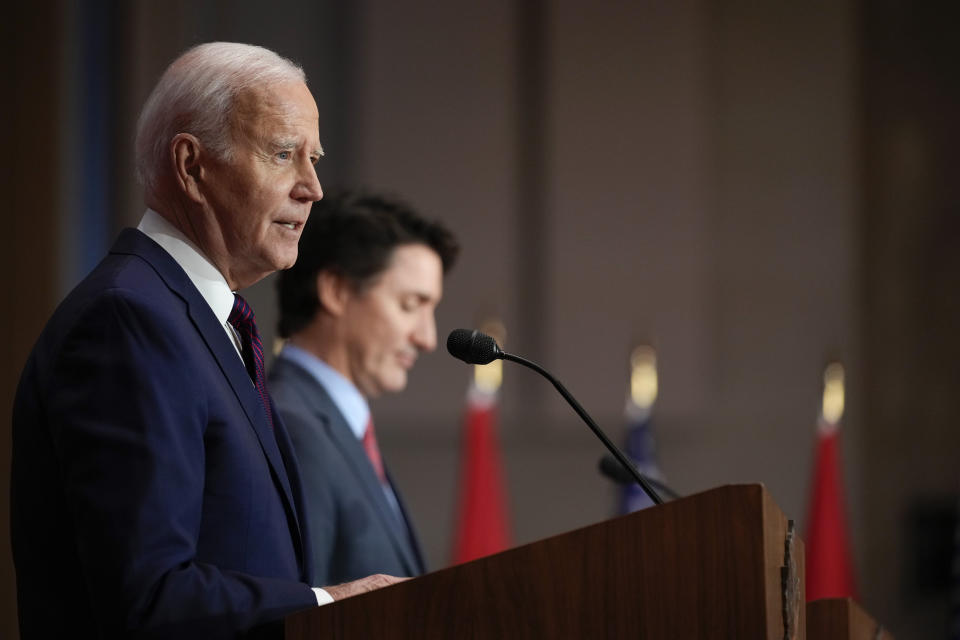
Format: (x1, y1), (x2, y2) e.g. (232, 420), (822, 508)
(233, 83), (318, 125)
(230, 82), (320, 147)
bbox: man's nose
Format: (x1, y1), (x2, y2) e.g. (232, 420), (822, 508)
(293, 160), (323, 203)
(412, 313), (437, 352)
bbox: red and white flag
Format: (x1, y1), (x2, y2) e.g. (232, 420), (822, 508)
(805, 363), (857, 601)
(451, 382), (511, 564)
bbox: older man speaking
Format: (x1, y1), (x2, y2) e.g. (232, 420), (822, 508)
(11, 42), (399, 639)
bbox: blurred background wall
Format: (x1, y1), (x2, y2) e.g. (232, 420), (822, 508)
(2, 1), (958, 638)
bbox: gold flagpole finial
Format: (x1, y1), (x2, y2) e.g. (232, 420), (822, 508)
(821, 361), (845, 425)
(473, 319), (506, 393)
(629, 345), (658, 410)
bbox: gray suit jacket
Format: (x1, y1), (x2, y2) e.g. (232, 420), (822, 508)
(268, 356), (425, 586)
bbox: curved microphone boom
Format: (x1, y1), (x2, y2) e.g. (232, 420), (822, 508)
(446, 328), (663, 506)
(597, 454), (681, 501)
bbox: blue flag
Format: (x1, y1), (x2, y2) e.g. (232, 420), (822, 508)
(619, 400), (664, 514)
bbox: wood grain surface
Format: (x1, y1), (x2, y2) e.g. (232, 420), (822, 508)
(807, 598), (895, 640)
(285, 484), (806, 639)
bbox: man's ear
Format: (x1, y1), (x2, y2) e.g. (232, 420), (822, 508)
(316, 271), (351, 317)
(171, 133), (205, 204)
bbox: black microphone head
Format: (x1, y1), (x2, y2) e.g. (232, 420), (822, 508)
(446, 329), (503, 365)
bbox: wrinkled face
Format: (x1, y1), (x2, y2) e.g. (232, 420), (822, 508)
(199, 81), (323, 289)
(341, 244), (444, 398)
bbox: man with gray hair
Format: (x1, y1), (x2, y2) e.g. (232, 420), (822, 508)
(11, 42), (400, 638)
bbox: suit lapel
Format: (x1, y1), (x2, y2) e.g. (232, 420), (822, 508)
(270, 402), (314, 583)
(277, 359), (422, 574)
(184, 298), (305, 563)
(383, 468), (426, 574)
(111, 230), (306, 571)
(324, 407), (422, 574)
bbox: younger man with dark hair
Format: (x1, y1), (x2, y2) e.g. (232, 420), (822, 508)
(270, 189), (459, 585)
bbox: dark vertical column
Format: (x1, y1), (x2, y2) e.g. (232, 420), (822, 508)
(69, 0), (123, 292)
(58, 0), (127, 294)
(514, 0), (550, 407)
(861, 2), (960, 637)
(1, 5), (64, 638)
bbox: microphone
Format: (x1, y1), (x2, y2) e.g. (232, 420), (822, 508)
(597, 454), (681, 501)
(446, 328), (502, 365)
(446, 328), (663, 506)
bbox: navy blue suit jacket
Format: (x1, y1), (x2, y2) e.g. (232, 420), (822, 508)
(11, 230), (317, 638)
(268, 357), (425, 586)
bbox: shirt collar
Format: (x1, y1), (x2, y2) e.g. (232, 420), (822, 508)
(137, 208), (235, 326)
(279, 343), (370, 440)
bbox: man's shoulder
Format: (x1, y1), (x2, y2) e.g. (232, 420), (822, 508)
(26, 231), (197, 367)
(270, 360), (346, 439)
(16, 235), (207, 415)
(60, 229), (181, 304)
(57, 244), (183, 327)
(270, 358), (334, 409)
(100, 228), (189, 291)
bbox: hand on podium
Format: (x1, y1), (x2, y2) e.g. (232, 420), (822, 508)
(325, 574), (408, 601)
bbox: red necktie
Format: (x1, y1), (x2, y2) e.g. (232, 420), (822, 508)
(227, 294), (274, 429)
(362, 418), (387, 484)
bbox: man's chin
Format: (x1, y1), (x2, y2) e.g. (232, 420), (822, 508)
(270, 248), (299, 272)
(381, 373), (409, 395)
(361, 371), (409, 397)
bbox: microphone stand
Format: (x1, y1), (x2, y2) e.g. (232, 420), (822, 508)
(598, 455), (681, 501)
(501, 352), (664, 506)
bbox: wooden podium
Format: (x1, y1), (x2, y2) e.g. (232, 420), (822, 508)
(284, 484), (805, 639)
(807, 598), (896, 640)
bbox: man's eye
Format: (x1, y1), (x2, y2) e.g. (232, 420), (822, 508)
(277, 151), (291, 161)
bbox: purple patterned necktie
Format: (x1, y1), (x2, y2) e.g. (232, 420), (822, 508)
(227, 293), (274, 429)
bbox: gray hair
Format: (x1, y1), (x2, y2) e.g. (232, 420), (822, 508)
(135, 42), (306, 194)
